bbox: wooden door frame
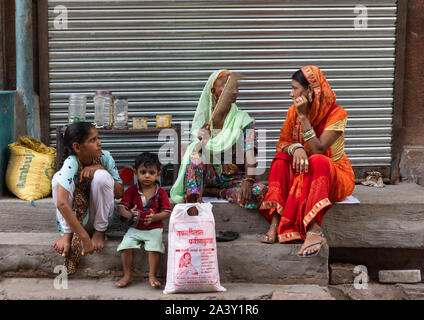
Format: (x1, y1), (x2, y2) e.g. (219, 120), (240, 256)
(37, 0), (50, 145)
(390, 0), (408, 184)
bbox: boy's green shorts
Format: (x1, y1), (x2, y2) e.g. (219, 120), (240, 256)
(117, 227), (165, 253)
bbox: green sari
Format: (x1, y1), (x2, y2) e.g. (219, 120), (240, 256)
(170, 69), (254, 203)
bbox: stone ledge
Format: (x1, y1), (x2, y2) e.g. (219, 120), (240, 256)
(0, 232), (329, 285)
(1, 183), (423, 248)
(0, 278), (335, 300)
(379, 270), (422, 284)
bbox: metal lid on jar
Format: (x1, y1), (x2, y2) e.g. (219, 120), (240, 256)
(95, 90), (112, 95)
(114, 95), (128, 100)
(69, 93), (86, 98)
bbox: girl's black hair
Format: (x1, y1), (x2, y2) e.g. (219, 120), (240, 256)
(291, 69), (310, 89)
(62, 122), (95, 161)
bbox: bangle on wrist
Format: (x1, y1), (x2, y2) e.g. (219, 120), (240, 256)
(302, 126), (313, 134)
(302, 126), (316, 142)
(292, 146), (304, 154)
(288, 143), (304, 156)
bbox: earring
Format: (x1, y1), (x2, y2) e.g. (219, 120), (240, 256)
(308, 91), (313, 103)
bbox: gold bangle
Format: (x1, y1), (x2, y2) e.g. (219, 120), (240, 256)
(302, 128), (316, 142)
(303, 131), (316, 142)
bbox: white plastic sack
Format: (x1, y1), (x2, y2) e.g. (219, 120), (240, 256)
(163, 203), (226, 294)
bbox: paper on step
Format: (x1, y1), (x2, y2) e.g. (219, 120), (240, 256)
(201, 197), (229, 203)
(335, 195), (360, 204)
(202, 195), (360, 205)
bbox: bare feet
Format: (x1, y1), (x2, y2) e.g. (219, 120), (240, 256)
(53, 233), (73, 257)
(297, 231), (324, 256)
(92, 230), (106, 253)
(115, 274), (133, 288)
(149, 275), (161, 289)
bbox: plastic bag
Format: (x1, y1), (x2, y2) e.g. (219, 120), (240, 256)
(163, 203), (226, 294)
(6, 136), (56, 201)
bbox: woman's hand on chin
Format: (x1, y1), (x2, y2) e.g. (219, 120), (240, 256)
(294, 95), (309, 118)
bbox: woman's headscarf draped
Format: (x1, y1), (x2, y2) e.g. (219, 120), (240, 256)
(301, 65), (336, 126)
(276, 65), (344, 153)
(170, 69), (254, 203)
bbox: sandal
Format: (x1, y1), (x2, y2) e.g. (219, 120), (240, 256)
(216, 231), (239, 242)
(260, 233), (277, 244)
(297, 231), (327, 258)
(259, 223), (278, 244)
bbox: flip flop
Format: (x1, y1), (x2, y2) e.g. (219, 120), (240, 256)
(297, 231), (327, 258)
(216, 231), (239, 242)
(258, 233), (277, 244)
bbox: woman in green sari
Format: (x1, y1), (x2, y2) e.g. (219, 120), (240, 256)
(170, 70), (267, 215)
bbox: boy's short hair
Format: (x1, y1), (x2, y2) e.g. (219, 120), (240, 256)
(134, 152), (161, 171)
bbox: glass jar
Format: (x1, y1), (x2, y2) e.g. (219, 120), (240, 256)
(113, 96), (128, 129)
(68, 94), (86, 124)
(94, 90), (113, 129)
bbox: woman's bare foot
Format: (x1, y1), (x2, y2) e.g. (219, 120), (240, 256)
(115, 274), (133, 288)
(53, 233), (73, 257)
(92, 230), (105, 252)
(297, 231), (324, 256)
(149, 275), (161, 289)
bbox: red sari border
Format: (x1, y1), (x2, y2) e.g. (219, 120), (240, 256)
(303, 198), (332, 229)
(259, 201), (284, 215)
(278, 232), (303, 243)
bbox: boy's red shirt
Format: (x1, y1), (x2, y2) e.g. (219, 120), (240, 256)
(119, 182), (172, 230)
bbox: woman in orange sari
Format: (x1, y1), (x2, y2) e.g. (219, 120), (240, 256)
(259, 65), (355, 257)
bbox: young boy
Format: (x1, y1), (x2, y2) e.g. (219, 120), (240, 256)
(115, 153), (172, 288)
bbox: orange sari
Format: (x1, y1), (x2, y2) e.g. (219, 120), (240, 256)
(259, 66), (355, 243)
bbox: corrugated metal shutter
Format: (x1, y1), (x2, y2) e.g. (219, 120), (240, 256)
(47, 0), (397, 170)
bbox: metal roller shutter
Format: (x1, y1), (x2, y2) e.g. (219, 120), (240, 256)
(47, 0), (397, 170)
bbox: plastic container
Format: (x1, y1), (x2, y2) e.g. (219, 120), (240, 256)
(113, 96), (128, 129)
(94, 90), (113, 129)
(68, 94), (86, 124)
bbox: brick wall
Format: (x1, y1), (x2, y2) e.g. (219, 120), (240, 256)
(399, 0), (424, 185)
(402, 0), (424, 146)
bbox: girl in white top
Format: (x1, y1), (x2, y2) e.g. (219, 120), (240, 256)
(52, 122), (124, 258)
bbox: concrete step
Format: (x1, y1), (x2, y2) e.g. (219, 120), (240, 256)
(1, 183), (424, 248)
(0, 278), (336, 300)
(3, 277), (421, 300)
(0, 196), (268, 236)
(0, 232), (329, 285)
